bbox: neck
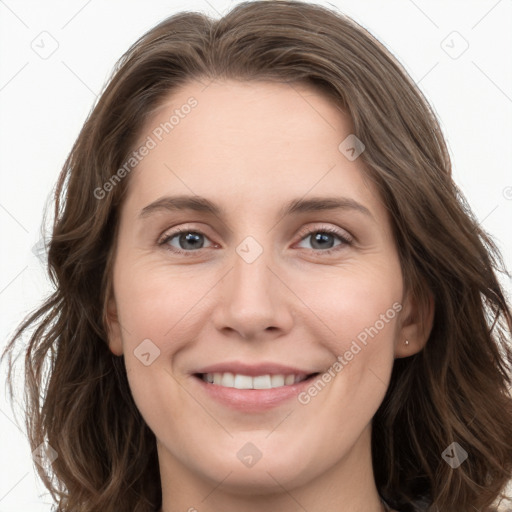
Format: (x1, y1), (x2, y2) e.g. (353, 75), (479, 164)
(158, 424), (389, 512)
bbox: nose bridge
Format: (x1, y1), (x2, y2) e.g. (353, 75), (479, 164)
(213, 233), (292, 338)
(230, 234), (275, 309)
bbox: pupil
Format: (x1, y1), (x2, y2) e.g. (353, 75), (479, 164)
(180, 232), (203, 250)
(312, 232), (334, 249)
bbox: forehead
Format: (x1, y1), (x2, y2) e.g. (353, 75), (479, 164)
(121, 79), (382, 220)
(137, 79), (353, 158)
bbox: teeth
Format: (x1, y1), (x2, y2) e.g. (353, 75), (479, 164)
(202, 372), (307, 389)
(219, 372), (233, 387)
(234, 374), (253, 389)
(253, 375), (271, 389)
(271, 375), (285, 387)
(285, 374), (295, 385)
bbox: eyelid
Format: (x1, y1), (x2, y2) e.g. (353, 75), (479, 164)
(295, 223), (353, 244)
(157, 224), (218, 257)
(157, 223), (213, 246)
(158, 222), (353, 255)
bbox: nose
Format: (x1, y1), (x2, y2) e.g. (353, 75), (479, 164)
(211, 241), (294, 341)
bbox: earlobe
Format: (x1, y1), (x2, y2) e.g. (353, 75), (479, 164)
(105, 295), (124, 356)
(395, 291), (434, 358)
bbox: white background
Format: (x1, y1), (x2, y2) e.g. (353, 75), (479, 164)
(1, 0), (511, 510)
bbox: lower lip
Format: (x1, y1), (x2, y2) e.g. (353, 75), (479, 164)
(192, 374), (319, 412)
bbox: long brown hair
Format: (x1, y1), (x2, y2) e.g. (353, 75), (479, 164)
(2, 1), (512, 511)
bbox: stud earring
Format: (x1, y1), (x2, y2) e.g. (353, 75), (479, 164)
(404, 339), (410, 345)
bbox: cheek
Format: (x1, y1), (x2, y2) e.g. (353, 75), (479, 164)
(293, 263), (402, 350)
(115, 247), (403, 364)
(292, 264), (401, 417)
(114, 259), (207, 341)
(113, 262), (219, 410)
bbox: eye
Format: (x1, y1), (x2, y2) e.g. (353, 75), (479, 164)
(158, 224), (353, 256)
(295, 225), (353, 254)
(158, 228), (215, 255)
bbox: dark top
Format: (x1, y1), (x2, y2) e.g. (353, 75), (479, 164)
(382, 495), (431, 511)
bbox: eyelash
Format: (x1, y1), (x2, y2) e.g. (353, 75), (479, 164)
(158, 224), (353, 257)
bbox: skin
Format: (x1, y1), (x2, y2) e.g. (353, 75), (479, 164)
(106, 79), (432, 512)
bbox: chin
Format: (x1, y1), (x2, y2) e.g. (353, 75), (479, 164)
(192, 443), (319, 494)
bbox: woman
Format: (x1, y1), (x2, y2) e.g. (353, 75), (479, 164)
(3, 1), (512, 511)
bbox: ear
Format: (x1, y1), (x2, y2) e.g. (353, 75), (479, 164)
(104, 291), (124, 356)
(395, 290), (434, 358)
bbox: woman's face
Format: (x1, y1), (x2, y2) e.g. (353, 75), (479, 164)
(107, 79), (422, 498)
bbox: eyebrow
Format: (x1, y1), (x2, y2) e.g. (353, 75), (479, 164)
(139, 194), (373, 220)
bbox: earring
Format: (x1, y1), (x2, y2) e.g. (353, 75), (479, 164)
(404, 339), (410, 345)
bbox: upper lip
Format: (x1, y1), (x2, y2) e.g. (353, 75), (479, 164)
(193, 361), (320, 378)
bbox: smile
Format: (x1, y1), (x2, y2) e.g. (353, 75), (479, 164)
(199, 372), (316, 389)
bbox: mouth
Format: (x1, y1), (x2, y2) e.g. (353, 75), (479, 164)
(194, 372), (320, 390)
(190, 361), (326, 410)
